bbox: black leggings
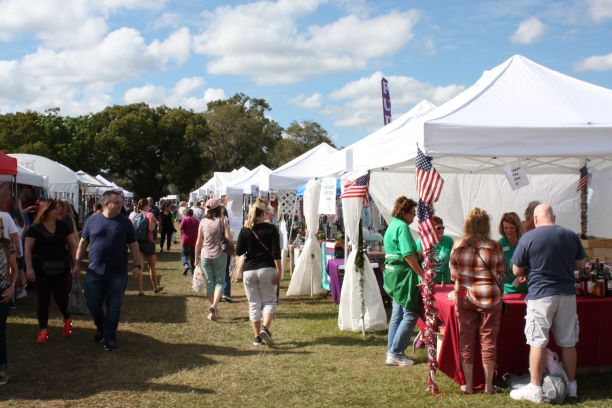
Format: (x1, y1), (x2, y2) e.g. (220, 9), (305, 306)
(35, 272), (71, 329)
(160, 229), (173, 250)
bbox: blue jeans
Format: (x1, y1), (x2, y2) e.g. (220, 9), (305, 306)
(181, 245), (195, 272)
(387, 299), (419, 356)
(202, 256), (227, 298)
(0, 302), (10, 371)
(84, 272), (128, 343)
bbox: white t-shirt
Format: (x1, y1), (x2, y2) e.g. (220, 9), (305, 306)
(0, 212), (21, 256)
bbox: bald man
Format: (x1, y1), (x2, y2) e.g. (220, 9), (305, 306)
(509, 204), (586, 403)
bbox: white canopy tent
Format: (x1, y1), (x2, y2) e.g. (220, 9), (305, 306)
(263, 143), (339, 191)
(10, 153), (81, 210)
(336, 55), (612, 238)
(225, 164), (272, 196)
(317, 100), (437, 177)
(0, 165), (45, 187)
(94, 175), (134, 198)
(191, 167), (251, 199)
(77, 170), (106, 195)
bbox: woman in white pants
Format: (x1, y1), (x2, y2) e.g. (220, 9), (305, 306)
(235, 199), (282, 346)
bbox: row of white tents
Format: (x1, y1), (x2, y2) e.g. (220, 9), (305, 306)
(7, 153), (133, 213)
(192, 54), (612, 332)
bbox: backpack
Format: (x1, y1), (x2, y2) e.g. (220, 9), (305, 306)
(133, 213), (149, 242)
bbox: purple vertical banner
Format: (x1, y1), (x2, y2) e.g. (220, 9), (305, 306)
(381, 77), (392, 125)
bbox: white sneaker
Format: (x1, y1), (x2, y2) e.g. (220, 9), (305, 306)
(15, 289), (27, 300)
(567, 380), (577, 398)
(385, 353), (414, 366)
(510, 383), (544, 403)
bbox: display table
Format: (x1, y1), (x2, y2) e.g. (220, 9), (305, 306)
(327, 259), (387, 305)
(417, 286), (612, 387)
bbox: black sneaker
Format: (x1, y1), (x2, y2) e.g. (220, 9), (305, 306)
(104, 341), (117, 352)
(222, 295), (234, 303)
(252, 336), (263, 346)
(94, 331), (104, 343)
(182, 266), (189, 275)
(259, 327), (273, 347)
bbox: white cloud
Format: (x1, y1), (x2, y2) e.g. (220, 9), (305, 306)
(574, 52), (612, 71)
(0, 0), (165, 45)
(193, 1), (419, 84)
(324, 71), (464, 129)
(124, 78), (226, 111)
(424, 37), (436, 56)
(510, 16), (545, 44)
(0, 27), (191, 114)
(152, 11), (182, 30)
(587, 0), (612, 22)
(291, 93), (323, 108)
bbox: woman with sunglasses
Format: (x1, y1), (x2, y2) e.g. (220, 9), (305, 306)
(416, 216), (454, 285)
(24, 199), (79, 343)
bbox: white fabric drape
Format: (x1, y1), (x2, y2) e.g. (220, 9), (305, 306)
(287, 180), (325, 296)
(338, 197), (387, 331)
(279, 219), (288, 281)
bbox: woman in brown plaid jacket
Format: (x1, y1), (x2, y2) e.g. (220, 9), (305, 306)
(450, 208), (506, 394)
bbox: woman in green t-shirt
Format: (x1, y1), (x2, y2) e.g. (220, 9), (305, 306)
(383, 196), (425, 367)
(498, 212), (527, 294)
(416, 216), (454, 284)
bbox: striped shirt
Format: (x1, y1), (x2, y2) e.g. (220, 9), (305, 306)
(450, 239), (506, 309)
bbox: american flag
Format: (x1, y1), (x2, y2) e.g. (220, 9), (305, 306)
(576, 165), (589, 193)
(417, 199), (439, 251)
(416, 148), (443, 203)
(340, 173), (369, 201)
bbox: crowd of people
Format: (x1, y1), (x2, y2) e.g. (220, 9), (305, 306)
(0, 191), (283, 385)
(382, 196), (584, 402)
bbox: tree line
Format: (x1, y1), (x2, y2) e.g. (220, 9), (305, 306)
(0, 93), (335, 199)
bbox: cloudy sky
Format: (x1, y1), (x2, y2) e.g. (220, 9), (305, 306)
(1, 0), (611, 146)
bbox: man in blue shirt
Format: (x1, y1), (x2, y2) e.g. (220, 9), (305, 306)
(509, 204), (585, 403)
(76, 190), (143, 351)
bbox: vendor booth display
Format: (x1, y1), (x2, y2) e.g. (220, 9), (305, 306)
(337, 174), (387, 333)
(287, 180), (325, 296)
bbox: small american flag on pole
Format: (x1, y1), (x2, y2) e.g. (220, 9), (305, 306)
(416, 148), (443, 203)
(576, 165), (589, 193)
(417, 199), (439, 251)
(340, 173), (369, 201)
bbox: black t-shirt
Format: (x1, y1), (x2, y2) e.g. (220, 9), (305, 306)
(160, 211), (174, 230)
(236, 222), (281, 271)
(25, 220), (72, 269)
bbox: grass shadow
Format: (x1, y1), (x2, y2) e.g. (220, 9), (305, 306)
(2, 322), (310, 402)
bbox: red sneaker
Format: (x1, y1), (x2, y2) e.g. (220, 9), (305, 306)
(63, 319), (72, 337)
(37, 329), (49, 344)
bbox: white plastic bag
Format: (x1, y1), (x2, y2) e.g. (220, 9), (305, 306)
(192, 265), (205, 294)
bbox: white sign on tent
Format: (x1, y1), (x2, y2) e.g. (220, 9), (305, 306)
(318, 177), (337, 215)
(503, 162), (530, 190)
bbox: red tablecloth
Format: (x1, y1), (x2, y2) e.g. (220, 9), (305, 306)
(418, 286), (612, 387)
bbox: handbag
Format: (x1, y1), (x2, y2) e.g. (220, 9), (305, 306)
(68, 276), (89, 315)
(41, 260), (67, 276)
(231, 254), (245, 283)
(192, 265), (205, 294)
(219, 217), (235, 255)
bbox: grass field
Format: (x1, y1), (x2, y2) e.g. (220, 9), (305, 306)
(2, 245), (611, 407)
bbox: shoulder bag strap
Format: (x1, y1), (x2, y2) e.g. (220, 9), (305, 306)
(250, 227), (274, 258)
(471, 246), (502, 288)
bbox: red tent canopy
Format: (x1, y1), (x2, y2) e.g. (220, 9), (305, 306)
(0, 151), (17, 175)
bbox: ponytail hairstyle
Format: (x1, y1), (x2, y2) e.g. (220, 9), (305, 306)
(244, 198), (267, 229)
(34, 199), (58, 224)
(137, 198), (149, 213)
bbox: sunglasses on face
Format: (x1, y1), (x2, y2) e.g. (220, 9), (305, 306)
(435, 226), (445, 231)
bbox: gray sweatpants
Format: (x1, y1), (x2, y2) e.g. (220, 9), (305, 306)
(243, 267), (277, 322)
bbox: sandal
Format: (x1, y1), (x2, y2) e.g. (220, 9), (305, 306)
(485, 385), (503, 394)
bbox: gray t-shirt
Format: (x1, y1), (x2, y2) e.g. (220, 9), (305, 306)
(511, 225), (586, 300)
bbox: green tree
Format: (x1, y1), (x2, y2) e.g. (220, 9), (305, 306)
(268, 120), (335, 168)
(204, 93), (282, 172)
